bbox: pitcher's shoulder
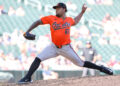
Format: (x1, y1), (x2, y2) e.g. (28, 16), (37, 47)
(67, 16), (74, 19)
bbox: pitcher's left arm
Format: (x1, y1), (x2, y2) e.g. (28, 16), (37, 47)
(73, 4), (87, 25)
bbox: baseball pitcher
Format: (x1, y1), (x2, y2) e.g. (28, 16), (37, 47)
(18, 3), (113, 84)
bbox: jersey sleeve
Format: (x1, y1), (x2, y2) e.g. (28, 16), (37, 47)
(69, 17), (75, 26)
(41, 15), (52, 24)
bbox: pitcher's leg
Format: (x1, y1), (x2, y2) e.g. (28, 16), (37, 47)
(18, 44), (58, 84)
(58, 44), (84, 67)
(59, 44), (113, 75)
(37, 43), (58, 61)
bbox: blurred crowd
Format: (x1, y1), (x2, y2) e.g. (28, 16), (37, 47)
(0, 0), (120, 72)
(87, 0), (113, 5)
(100, 13), (120, 45)
(0, 5), (25, 16)
(0, 20), (120, 71)
(0, 28), (83, 70)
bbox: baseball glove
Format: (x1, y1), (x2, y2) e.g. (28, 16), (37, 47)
(23, 32), (36, 40)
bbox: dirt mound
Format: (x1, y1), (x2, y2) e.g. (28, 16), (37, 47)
(1, 75), (120, 86)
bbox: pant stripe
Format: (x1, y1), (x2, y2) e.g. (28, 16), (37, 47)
(69, 44), (84, 64)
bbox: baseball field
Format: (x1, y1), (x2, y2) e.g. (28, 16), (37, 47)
(0, 75), (120, 86)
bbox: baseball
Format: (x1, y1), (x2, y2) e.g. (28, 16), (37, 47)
(84, 4), (87, 8)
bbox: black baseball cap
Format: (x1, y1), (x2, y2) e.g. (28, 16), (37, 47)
(53, 3), (67, 12)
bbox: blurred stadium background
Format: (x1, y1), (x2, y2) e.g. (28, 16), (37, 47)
(0, 0), (120, 83)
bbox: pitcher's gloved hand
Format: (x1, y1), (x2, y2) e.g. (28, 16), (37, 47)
(23, 32), (36, 40)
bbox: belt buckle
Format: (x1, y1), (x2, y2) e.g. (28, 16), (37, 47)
(56, 44), (69, 48)
(56, 45), (62, 48)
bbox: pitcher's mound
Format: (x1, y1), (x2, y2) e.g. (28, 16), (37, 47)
(1, 75), (120, 86)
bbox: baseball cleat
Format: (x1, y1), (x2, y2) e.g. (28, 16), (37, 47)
(18, 77), (32, 84)
(100, 65), (113, 75)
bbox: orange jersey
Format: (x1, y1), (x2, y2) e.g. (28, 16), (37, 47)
(41, 15), (75, 46)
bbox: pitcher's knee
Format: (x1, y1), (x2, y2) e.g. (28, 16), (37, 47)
(36, 54), (45, 61)
(76, 60), (85, 67)
(36, 57), (42, 62)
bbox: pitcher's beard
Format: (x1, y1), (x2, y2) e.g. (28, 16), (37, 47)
(56, 14), (61, 17)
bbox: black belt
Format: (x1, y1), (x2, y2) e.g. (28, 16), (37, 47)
(55, 44), (70, 48)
